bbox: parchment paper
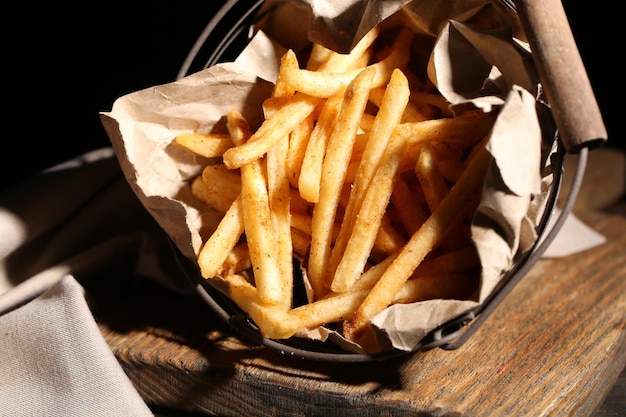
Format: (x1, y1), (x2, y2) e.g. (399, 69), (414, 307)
(100, 0), (603, 353)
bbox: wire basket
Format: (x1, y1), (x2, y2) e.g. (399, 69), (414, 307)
(173, 0), (597, 362)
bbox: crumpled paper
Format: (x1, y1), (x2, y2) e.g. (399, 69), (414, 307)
(100, 0), (604, 353)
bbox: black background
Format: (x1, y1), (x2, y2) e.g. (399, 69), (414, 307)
(3, 1), (621, 191)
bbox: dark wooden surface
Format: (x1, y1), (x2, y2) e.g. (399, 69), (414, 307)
(95, 149), (626, 416)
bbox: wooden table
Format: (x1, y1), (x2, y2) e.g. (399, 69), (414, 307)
(97, 149), (626, 416)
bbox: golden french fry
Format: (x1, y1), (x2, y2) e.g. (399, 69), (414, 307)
(217, 242), (252, 276)
(369, 86), (427, 123)
(273, 49), (299, 98)
(317, 25), (379, 72)
(222, 92), (321, 169)
(390, 174), (429, 236)
(191, 174), (234, 214)
(197, 195), (244, 279)
(372, 213), (407, 258)
(298, 96), (342, 203)
(198, 164), (241, 211)
(175, 132), (233, 158)
(267, 110), (294, 310)
(415, 145), (450, 213)
(281, 67), (362, 98)
(307, 67), (375, 298)
(393, 272), (478, 304)
(413, 246), (480, 277)
(329, 69), (410, 287)
(227, 110), (283, 306)
(409, 90), (453, 117)
(291, 228), (311, 257)
(266, 48), (297, 306)
(343, 140), (492, 341)
(330, 131), (409, 293)
(225, 274), (297, 339)
(285, 112), (315, 188)
(281, 29), (413, 98)
(397, 111), (497, 171)
(306, 42), (334, 71)
(289, 289), (369, 331)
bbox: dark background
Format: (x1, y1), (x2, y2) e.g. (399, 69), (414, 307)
(3, 1), (621, 191)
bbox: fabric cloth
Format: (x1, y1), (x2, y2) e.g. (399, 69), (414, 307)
(0, 148), (190, 416)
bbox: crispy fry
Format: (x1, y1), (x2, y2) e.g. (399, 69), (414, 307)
(222, 92), (321, 169)
(369, 86), (427, 123)
(273, 49), (299, 98)
(282, 29), (413, 98)
(198, 164), (241, 211)
(393, 272), (477, 304)
(227, 110), (284, 306)
(317, 25), (380, 72)
(197, 195), (244, 279)
(175, 132), (233, 158)
(266, 64), (299, 305)
(413, 246), (480, 277)
(330, 130), (409, 293)
(308, 67), (375, 298)
(267, 107), (295, 310)
(396, 111), (497, 171)
(225, 274), (297, 339)
(343, 141), (492, 341)
(390, 174), (429, 236)
(298, 96), (342, 203)
(286, 112), (315, 188)
(415, 144), (450, 213)
(191, 174), (235, 214)
(409, 90), (453, 117)
(217, 242), (252, 276)
(329, 69), (410, 289)
(289, 290), (369, 331)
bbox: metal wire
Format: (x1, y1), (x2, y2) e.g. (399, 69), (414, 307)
(177, 0), (264, 79)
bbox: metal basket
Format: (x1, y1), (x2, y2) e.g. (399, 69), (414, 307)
(174, 0), (600, 362)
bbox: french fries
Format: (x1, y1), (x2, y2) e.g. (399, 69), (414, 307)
(174, 24), (496, 349)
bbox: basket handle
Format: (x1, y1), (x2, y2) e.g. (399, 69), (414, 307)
(514, 0), (607, 153)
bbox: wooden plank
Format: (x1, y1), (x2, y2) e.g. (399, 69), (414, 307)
(97, 207), (626, 416)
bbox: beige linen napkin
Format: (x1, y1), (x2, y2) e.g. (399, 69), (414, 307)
(0, 275), (154, 417)
(0, 147), (186, 417)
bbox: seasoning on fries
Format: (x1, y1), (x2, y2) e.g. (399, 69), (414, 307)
(175, 24), (496, 348)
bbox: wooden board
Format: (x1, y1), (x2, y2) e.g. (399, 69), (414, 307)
(96, 150), (626, 416)
(95, 211), (625, 416)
